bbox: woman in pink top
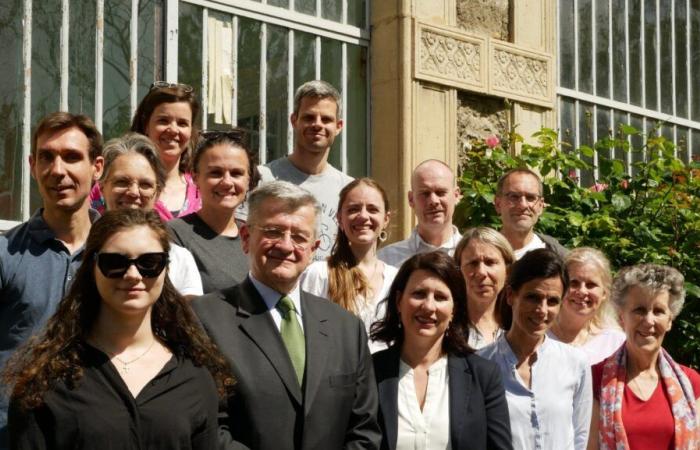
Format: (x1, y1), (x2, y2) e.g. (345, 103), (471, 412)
(589, 264), (700, 450)
(92, 82), (201, 220)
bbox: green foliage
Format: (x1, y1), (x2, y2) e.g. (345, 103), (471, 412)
(456, 127), (700, 368)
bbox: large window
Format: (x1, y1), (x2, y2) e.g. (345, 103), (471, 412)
(558, 0), (700, 184)
(175, 0), (369, 177)
(0, 0), (369, 226)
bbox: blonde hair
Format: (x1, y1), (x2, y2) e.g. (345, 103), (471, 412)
(565, 247), (619, 330)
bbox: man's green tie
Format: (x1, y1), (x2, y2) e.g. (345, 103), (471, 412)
(277, 295), (305, 385)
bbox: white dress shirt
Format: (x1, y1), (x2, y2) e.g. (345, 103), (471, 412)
(397, 356), (451, 450)
(478, 335), (592, 450)
(249, 273), (304, 332)
(378, 226), (462, 268)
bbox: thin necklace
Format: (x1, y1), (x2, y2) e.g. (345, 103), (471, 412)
(110, 340), (156, 374)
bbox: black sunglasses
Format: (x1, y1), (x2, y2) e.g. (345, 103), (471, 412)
(95, 252), (169, 279)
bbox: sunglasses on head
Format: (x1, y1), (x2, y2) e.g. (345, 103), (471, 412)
(95, 252), (169, 279)
(149, 81), (194, 93)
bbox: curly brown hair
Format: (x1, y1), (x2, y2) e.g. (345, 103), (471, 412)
(2, 209), (234, 411)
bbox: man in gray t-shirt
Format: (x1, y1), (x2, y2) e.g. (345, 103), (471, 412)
(254, 80), (353, 261)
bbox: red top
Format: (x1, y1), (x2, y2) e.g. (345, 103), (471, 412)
(592, 360), (700, 450)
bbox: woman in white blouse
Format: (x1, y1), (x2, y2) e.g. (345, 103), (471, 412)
(454, 227), (515, 349)
(478, 248), (592, 450)
(371, 251), (512, 450)
(301, 178), (397, 352)
(548, 247), (625, 364)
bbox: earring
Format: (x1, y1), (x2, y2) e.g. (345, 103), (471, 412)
(379, 230), (388, 242)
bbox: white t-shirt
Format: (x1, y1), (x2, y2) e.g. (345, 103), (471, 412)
(168, 243), (204, 297)
(513, 233), (547, 260)
(301, 260), (398, 353)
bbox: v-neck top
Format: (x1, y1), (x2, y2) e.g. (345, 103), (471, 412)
(8, 345), (219, 450)
(396, 356), (451, 450)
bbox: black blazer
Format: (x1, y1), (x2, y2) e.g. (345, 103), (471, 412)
(192, 277), (381, 450)
(373, 346), (512, 450)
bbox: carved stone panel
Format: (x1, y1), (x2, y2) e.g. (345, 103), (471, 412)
(414, 22), (487, 93)
(489, 40), (553, 108)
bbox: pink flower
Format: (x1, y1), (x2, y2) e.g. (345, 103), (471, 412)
(485, 135), (500, 149)
(620, 179), (629, 189)
(590, 182), (609, 192)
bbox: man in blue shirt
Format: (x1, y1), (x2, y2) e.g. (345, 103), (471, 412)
(0, 112), (104, 448)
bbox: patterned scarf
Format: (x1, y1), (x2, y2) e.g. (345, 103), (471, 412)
(598, 345), (698, 449)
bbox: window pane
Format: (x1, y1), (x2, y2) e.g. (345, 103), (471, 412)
(293, 31), (316, 89)
(692, 129), (700, 161)
(322, 0), (341, 22)
(137, 0), (162, 102)
(560, 97), (576, 154)
(31, 0), (62, 212)
(675, 0), (688, 118)
(595, 0), (609, 98)
(630, 115), (644, 175)
(691, 1), (700, 121)
(295, 0), (315, 16)
(577, 0), (593, 94)
(321, 38), (342, 170)
(238, 18), (261, 154)
(659, 4), (673, 114)
(178, 2), (203, 129)
(348, 0), (366, 28)
(559, 0), (575, 88)
(266, 24), (289, 162)
(628, 0), (643, 106)
(0, 0), (24, 219)
(676, 127), (689, 162)
(346, 44), (367, 177)
(68, 1), (95, 116)
(644, 0), (657, 110)
(268, 0), (289, 8)
(103, 0), (133, 140)
(613, 110), (628, 166)
(611, 0), (626, 102)
(578, 101), (595, 186)
(206, 11), (234, 131)
(596, 107), (612, 160)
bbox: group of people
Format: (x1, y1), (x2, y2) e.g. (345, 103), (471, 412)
(0, 79), (697, 450)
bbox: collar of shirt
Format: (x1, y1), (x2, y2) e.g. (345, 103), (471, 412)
(496, 333), (554, 370)
(28, 208), (101, 247)
(248, 273), (304, 332)
(410, 225), (462, 253)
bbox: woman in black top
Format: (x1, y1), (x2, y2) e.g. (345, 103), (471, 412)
(2, 209), (234, 449)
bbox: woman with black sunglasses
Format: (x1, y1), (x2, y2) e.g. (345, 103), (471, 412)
(2, 209), (234, 449)
(169, 128), (260, 293)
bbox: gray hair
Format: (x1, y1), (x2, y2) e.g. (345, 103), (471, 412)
(454, 226), (515, 268)
(611, 264), (686, 318)
(247, 181), (321, 236)
(565, 247), (618, 329)
(293, 80), (342, 118)
(100, 133), (166, 194)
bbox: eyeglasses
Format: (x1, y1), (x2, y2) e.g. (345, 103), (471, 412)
(253, 225), (314, 250)
(95, 252), (169, 278)
(149, 81), (194, 93)
(501, 191), (542, 205)
(109, 177), (157, 197)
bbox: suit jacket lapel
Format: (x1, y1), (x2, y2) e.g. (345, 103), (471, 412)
(448, 354), (471, 448)
(375, 347), (400, 450)
(236, 278), (303, 405)
(301, 291), (329, 414)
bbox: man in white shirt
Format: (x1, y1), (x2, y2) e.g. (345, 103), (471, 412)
(256, 80), (353, 261)
(378, 159), (462, 267)
(494, 168), (567, 260)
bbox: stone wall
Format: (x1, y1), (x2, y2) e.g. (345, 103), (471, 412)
(456, 0), (509, 40)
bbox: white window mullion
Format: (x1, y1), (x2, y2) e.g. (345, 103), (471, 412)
(316, 0), (321, 18)
(608, 0), (613, 101)
(342, 0), (347, 24)
(232, 15), (238, 126)
(21, 0), (32, 220)
(260, 23), (268, 163)
(573, 0), (579, 91)
(201, 8), (208, 129)
(130, 0), (139, 117)
(165, 0), (179, 82)
(341, 42), (347, 172)
(574, 99), (581, 186)
(315, 35), (321, 79)
(641, 3), (646, 108)
(593, 105), (599, 180)
(625, 0), (630, 103)
(655, 0), (661, 111)
(365, 44), (371, 175)
(626, 112), (632, 176)
(287, 29), (294, 153)
(95, 0), (104, 132)
(671, 0), (676, 118)
(673, 125), (678, 158)
(60, 0), (69, 110)
(687, 0), (692, 127)
(591, 0), (597, 96)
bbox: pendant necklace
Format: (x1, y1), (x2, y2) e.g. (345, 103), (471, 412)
(112, 339), (156, 373)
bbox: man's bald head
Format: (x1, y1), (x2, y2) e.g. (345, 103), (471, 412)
(408, 159), (460, 232)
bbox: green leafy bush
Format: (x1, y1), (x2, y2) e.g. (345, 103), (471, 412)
(455, 127), (700, 367)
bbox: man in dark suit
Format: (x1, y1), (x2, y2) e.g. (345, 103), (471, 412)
(192, 180), (381, 450)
